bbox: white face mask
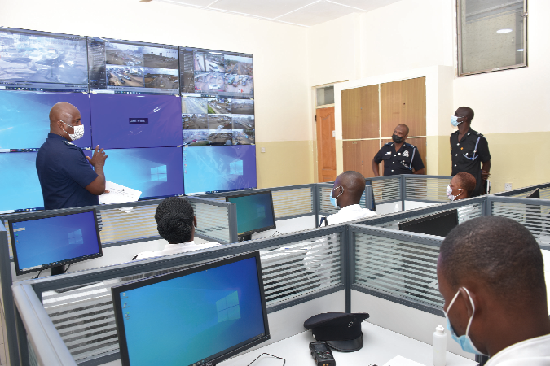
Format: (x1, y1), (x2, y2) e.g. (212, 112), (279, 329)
(447, 185), (462, 201)
(61, 120), (85, 141)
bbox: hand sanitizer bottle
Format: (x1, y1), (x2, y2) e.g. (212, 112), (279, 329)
(433, 324), (447, 366)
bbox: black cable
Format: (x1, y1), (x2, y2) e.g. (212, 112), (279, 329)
(63, 264), (71, 273)
(34, 269), (43, 279)
(246, 353), (285, 366)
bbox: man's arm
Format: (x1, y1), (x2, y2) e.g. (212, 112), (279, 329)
(372, 159), (381, 176)
(413, 168), (426, 175)
(481, 160), (491, 181)
(85, 146), (108, 195)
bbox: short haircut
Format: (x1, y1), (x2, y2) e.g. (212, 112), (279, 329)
(440, 216), (546, 305)
(338, 171), (366, 202)
(457, 107), (474, 121)
(155, 197), (195, 244)
(397, 124), (409, 135)
(454, 172), (476, 195)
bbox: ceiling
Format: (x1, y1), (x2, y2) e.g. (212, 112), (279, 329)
(152, 0), (403, 27)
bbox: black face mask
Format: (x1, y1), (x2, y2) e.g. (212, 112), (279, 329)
(392, 134), (403, 143)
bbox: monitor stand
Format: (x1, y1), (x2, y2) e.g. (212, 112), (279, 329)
(51, 265), (64, 276)
(239, 234), (252, 242)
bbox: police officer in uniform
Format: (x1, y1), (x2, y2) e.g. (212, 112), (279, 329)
(450, 107), (491, 197)
(372, 124), (425, 176)
(36, 102), (108, 210)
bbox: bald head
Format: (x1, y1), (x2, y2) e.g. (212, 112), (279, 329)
(49, 102), (82, 139)
(455, 107), (474, 123)
(333, 171), (366, 206)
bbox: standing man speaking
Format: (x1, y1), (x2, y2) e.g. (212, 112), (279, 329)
(372, 124), (425, 176)
(451, 107), (491, 197)
(36, 102), (108, 210)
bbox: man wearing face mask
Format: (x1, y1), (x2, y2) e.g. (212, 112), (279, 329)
(451, 107), (491, 197)
(372, 124), (425, 176)
(36, 102), (108, 210)
(438, 216), (550, 364)
(322, 171), (376, 226)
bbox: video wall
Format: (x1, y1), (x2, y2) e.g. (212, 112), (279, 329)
(0, 28), (257, 213)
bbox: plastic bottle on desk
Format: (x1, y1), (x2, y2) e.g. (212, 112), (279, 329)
(433, 324), (447, 366)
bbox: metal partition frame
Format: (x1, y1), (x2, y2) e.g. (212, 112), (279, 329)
(493, 182), (550, 199)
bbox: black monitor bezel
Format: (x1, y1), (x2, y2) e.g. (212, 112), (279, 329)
(111, 251), (271, 366)
(527, 188), (540, 199)
(225, 190), (276, 238)
(398, 209), (459, 238)
(7, 207), (103, 276)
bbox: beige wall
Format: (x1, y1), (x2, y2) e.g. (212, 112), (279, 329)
(0, 0), (315, 189)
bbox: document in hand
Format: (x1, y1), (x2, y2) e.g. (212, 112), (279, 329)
(99, 181), (142, 205)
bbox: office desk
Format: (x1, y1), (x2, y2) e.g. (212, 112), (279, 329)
(220, 322), (475, 366)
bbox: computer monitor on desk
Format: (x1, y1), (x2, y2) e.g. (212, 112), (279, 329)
(226, 190), (276, 241)
(398, 209), (458, 238)
(111, 251), (270, 366)
(7, 208), (103, 276)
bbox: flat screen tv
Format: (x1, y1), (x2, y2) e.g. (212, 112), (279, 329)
(398, 209), (459, 238)
(88, 37), (179, 95)
(183, 145), (257, 194)
(8, 208), (103, 275)
(0, 28), (88, 92)
(226, 190), (276, 241)
(90, 94), (182, 149)
(85, 146), (184, 199)
(111, 251), (270, 366)
(0, 151), (44, 213)
(0, 90), (92, 150)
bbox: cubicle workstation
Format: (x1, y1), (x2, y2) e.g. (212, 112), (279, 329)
(11, 221), (478, 366)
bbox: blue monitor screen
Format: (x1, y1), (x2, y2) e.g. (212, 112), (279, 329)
(86, 147), (184, 199)
(9, 210), (102, 275)
(112, 252), (269, 366)
(0, 28), (88, 92)
(90, 94), (182, 149)
(183, 145), (257, 194)
(0, 90), (92, 150)
(227, 192), (276, 236)
(0, 152), (44, 213)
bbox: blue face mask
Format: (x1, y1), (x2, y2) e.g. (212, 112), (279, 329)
(329, 185), (344, 208)
(444, 288), (482, 355)
(451, 115), (463, 127)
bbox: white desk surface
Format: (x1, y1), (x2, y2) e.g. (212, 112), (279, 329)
(220, 322), (476, 366)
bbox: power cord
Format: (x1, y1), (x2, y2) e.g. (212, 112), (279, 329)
(246, 353), (285, 366)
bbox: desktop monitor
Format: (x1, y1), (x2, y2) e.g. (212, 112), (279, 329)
(0, 90), (92, 150)
(0, 28), (88, 93)
(398, 209), (459, 238)
(111, 251), (270, 366)
(7, 208), (103, 275)
(183, 145), (257, 194)
(90, 94), (182, 149)
(226, 190), (276, 241)
(0, 151), (44, 213)
(527, 188), (540, 199)
(85, 146), (184, 199)
(87, 37), (179, 95)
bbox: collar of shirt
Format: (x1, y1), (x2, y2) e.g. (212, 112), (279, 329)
(338, 204), (364, 213)
(47, 132), (69, 142)
(164, 242), (195, 251)
(486, 333), (550, 365)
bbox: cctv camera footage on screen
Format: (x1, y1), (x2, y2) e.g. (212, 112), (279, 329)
(179, 47), (253, 99)
(88, 38), (179, 95)
(0, 28), (88, 93)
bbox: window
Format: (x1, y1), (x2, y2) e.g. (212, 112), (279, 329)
(458, 0), (527, 76)
(316, 85), (334, 107)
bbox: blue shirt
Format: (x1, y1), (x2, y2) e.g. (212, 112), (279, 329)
(36, 133), (99, 210)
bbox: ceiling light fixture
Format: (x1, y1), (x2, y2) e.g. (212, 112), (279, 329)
(496, 28), (513, 33)
(517, 49), (524, 52)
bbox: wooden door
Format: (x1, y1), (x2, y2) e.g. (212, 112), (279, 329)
(316, 107), (337, 182)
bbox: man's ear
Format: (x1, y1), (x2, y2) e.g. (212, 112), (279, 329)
(459, 287), (476, 318)
(193, 216), (197, 228)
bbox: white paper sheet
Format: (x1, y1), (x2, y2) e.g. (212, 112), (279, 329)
(99, 181), (142, 205)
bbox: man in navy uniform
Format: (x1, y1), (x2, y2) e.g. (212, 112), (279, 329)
(450, 107), (491, 197)
(372, 124), (425, 176)
(36, 102), (108, 210)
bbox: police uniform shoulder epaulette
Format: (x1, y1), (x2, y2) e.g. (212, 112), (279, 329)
(63, 141), (79, 149)
(404, 142), (416, 149)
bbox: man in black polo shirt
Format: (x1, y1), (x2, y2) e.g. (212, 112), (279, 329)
(372, 124), (425, 176)
(36, 102), (108, 210)
(450, 107), (491, 197)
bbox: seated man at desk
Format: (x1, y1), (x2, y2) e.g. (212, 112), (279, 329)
(323, 171), (376, 226)
(134, 197), (220, 260)
(447, 172), (476, 201)
(438, 216), (550, 364)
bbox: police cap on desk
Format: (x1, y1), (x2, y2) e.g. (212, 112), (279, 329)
(304, 312), (370, 352)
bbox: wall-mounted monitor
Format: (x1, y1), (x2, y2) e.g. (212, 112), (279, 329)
(226, 191), (276, 240)
(90, 94), (182, 149)
(8, 208), (103, 275)
(398, 209), (459, 238)
(86, 147), (184, 199)
(0, 28), (88, 93)
(88, 38), (179, 95)
(0, 151), (44, 213)
(0, 90), (92, 150)
(183, 145), (257, 194)
(179, 47), (253, 98)
(112, 251), (270, 366)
